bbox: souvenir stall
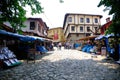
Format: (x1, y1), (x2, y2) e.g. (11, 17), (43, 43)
(0, 30), (50, 64)
(0, 46), (22, 68)
(17, 35), (49, 63)
(19, 35), (50, 63)
(0, 30), (23, 69)
(74, 42), (81, 49)
(78, 35), (98, 53)
(0, 30), (36, 66)
(95, 35), (107, 56)
(30, 36), (49, 53)
(104, 34), (120, 63)
(95, 34), (120, 63)
(104, 34), (114, 57)
(43, 38), (53, 51)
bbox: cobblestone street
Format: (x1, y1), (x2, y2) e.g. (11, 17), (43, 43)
(0, 49), (120, 80)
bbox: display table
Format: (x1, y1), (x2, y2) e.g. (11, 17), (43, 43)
(0, 47), (21, 69)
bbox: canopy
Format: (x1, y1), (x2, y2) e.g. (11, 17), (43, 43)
(95, 34), (116, 40)
(0, 30), (25, 40)
(0, 30), (44, 42)
(105, 34), (114, 38)
(95, 35), (105, 40)
(79, 35), (98, 41)
(30, 36), (45, 41)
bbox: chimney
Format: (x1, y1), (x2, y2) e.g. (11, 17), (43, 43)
(106, 17), (110, 22)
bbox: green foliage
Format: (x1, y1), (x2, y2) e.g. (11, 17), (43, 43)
(99, 1), (120, 60)
(98, 0), (120, 15)
(0, 0), (43, 32)
(98, 0), (120, 35)
(60, 0), (64, 3)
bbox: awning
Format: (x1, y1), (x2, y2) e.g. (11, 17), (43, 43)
(0, 30), (44, 42)
(79, 35), (98, 41)
(0, 30), (25, 40)
(95, 35), (105, 40)
(105, 34), (114, 38)
(20, 36), (36, 42)
(30, 36), (45, 41)
(95, 34), (116, 40)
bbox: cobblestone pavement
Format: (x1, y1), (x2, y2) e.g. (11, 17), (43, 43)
(0, 49), (120, 80)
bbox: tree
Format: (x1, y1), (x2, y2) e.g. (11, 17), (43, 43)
(0, 0), (63, 33)
(98, 0), (120, 60)
(0, 0), (44, 33)
(98, 0), (120, 34)
(60, 0), (64, 3)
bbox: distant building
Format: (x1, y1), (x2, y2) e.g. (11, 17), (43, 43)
(63, 13), (102, 42)
(47, 27), (66, 42)
(22, 18), (49, 37)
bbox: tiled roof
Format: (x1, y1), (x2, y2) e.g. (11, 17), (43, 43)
(27, 17), (47, 28)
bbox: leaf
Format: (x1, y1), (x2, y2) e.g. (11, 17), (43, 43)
(0, 0), (43, 32)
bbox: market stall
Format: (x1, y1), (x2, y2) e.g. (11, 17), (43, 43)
(0, 47), (22, 69)
(0, 30), (49, 66)
(77, 35), (98, 52)
(0, 30), (24, 68)
(95, 34), (120, 63)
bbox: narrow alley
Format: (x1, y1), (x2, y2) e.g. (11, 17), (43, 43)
(0, 49), (120, 80)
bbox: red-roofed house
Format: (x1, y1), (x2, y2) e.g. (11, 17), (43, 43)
(100, 17), (112, 34)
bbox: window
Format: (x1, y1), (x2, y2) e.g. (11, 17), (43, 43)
(80, 26), (83, 32)
(42, 29), (44, 34)
(30, 22), (35, 30)
(94, 27), (97, 31)
(38, 24), (41, 32)
(86, 18), (90, 23)
(71, 26), (75, 31)
(86, 33), (90, 36)
(87, 26), (90, 32)
(80, 18), (84, 23)
(76, 34), (79, 37)
(68, 17), (72, 22)
(95, 18), (98, 23)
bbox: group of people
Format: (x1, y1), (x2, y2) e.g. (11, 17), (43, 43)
(48, 42), (76, 50)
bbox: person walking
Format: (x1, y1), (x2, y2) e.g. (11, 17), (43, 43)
(58, 42), (62, 50)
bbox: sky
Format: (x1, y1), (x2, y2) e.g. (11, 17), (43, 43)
(25, 0), (112, 29)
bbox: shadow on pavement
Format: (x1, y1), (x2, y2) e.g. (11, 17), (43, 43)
(0, 57), (120, 80)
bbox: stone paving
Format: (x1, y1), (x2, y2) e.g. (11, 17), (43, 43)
(0, 49), (120, 80)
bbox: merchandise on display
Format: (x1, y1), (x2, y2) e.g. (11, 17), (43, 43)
(0, 47), (21, 68)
